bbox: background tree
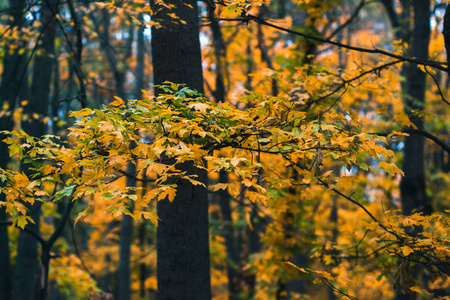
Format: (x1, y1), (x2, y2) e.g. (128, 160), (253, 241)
(150, 0), (211, 299)
(13, 0), (58, 299)
(0, 1), (28, 299)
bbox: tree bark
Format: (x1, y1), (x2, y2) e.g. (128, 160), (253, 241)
(0, 2), (28, 298)
(0, 209), (11, 300)
(400, 0), (431, 216)
(150, 1), (211, 299)
(134, 13), (146, 99)
(208, 6), (242, 298)
(118, 14), (146, 300)
(443, 5), (450, 73)
(118, 214), (133, 300)
(14, 1), (57, 299)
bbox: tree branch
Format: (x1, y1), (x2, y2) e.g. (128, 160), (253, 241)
(326, 0), (367, 40)
(242, 14), (447, 72)
(374, 129), (450, 154)
(0, 220), (46, 246)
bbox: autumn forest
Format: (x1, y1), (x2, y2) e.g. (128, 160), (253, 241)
(0, 0), (449, 299)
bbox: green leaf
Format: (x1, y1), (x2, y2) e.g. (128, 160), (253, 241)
(101, 192), (116, 200)
(53, 185), (75, 202)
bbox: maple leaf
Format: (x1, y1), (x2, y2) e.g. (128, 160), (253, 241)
(378, 161), (404, 176)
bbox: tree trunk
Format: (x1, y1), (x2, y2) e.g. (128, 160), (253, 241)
(400, 0), (431, 216)
(118, 163), (136, 300)
(208, 7), (241, 298)
(0, 2), (28, 298)
(444, 6), (450, 73)
(118, 216), (133, 300)
(118, 13), (146, 299)
(134, 13), (146, 99)
(14, 0), (57, 299)
(150, 1), (211, 299)
(0, 209), (11, 300)
(138, 220), (148, 298)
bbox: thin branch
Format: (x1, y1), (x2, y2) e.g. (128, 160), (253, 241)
(321, 277), (358, 300)
(67, 217), (95, 278)
(47, 193), (76, 247)
(374, 129), (450, 154)
(424, 66), (450, 106)
(326, 0), (367, 40)
(45, 0), (87, 107)
(0, 220), (46, 246)
(116, 169), (156, 182)
(66, 0), (87, 107)
(314, 177), (403, 241)
(5, 12), (50, 130)
(239, 14), (447, 72)
(301, 59), (402, 109)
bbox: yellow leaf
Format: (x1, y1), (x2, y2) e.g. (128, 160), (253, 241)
(402, 217), (417, 227)
(188, 178), (206, 187)
(393, 112), (417, 129)
(188, 102), (210, 113)
(69, 108), (93, 118)
(387, 131), (409, 138)
(15, 215), (34, 229)
(378, 161), (404, 176)
(336, 176), (356, 190)
(245, 211), (253, 230)
(417, 64), (426, 73)
(141, 211), (160, 227)
(400, 245), (413, 256)
(230, 156), (241, 167)
(242, 179), (252, 187)
(210, 183), (228, 191)
(13, 173), (29, 189)
(158, 187), (176, 202)
(110, 96), (126, 108)
(34, 190), (48, 197)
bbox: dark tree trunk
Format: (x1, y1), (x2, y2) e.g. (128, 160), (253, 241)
(14, 203), (42, 300)
(208, 6), (241, 298)
(118, 13), (146, 300)
(134, 13), (146, 99)
(218, 170), (240, 298)
(386, 1), (431, 299)
(150, 1), (211, 299)
(247, 204), (263, 298)
(118, 163), (136, 300)
(14, 1), (57, 299)
(96, 9), (136, 298)
(208, 5), (226, 103)
(136, 16), (148, 299)
(117, 21), (139, 300)
(0, 0), (28, 112)
(0, 2), (28, 298)
(138, 220), (148, 298)
(118, 215), (133, 300)
(257, 5), (278, 96)
(400, 0), (431, 216)
(443, 5), (450, 73)
(0, 209), (11, 300)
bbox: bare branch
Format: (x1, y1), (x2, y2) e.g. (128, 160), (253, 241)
(327, 0), (367, 40)
(375, 129), (450, 154)
(236, 14), (448, 72)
